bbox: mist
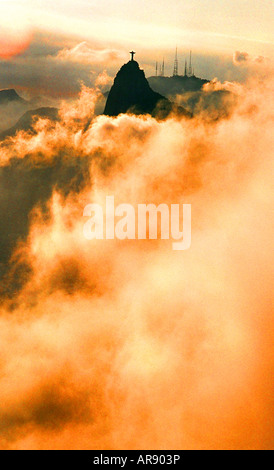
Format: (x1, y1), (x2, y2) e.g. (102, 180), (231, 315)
(0, 70), (273, 450)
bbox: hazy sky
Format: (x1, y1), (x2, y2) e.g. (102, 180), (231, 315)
(0, 0), (273, 98)
(2, 0), (274, 55)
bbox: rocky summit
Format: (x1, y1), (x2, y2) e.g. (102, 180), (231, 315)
(0, 89), (26, 105)
(104, 59), (190, 118)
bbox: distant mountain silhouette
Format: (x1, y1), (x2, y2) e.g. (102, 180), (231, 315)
(0, 89), (27, 105)
(0, 107), (59, 140)
(148, 75), (209, 97)
(104, 59), (190, 118)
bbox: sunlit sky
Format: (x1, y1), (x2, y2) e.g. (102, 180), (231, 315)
(2, 0), (274, 56)
(0, 0), (273, 95)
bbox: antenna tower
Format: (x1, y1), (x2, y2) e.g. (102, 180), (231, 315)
(188, 50), (193, 76)
(173, 47), (178, 76)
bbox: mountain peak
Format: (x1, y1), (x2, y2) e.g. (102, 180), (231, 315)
(0, 89), (26, 105)
(0, 107), (59, 140)
(104, 59), (191, 119)
(104, 59), (167, 117)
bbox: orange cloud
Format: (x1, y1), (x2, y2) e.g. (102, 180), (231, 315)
(233, 50), (270, 67)
(0, 73), (273, 450)
(56, 42), (126, 65)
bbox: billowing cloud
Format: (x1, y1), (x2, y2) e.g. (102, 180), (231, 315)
(0, 72), (273, 450)
(233, 51), (250, 64)
(254, 55), (267, 64)
(95, 70), (113, 88)
(56, 42), (126, 65)
(202, 78), (242, 93)
(169, 79), (242, 121)
(233, 51), (269, 67)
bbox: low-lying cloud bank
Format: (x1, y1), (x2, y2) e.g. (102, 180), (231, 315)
(0, 71), (273, 449)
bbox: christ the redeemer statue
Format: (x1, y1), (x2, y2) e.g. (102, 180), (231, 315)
(130, 51), (136, 61)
